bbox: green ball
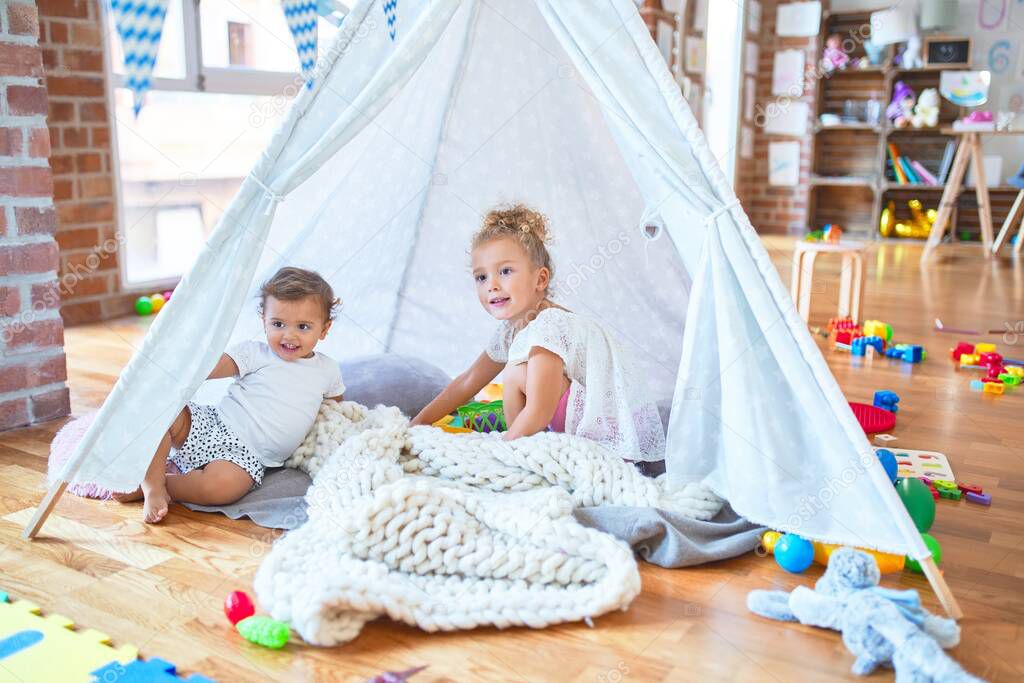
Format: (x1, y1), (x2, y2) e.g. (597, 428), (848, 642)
(895, 478), (935, 532)
(906, 533), (942, 573)
(134, 296), (153, 316)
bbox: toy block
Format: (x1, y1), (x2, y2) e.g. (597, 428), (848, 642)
(957, 483), (983, 495)
(983, 382), (1005, 396)
(975, 342), (997, 354)
(852, 336), (884, 357)
(933, 480), (957, 491)
(960, 354), (980, 367)
(969, 380), (984, 391)
(979, 352), (1003, 368)
(91, 658), (216, 683)
(999, 373), (1021, 386)
(0, 596), (138, 683)
(862, 320), (893, 342)
(1006, 366), (1024, 378)
(951, 342), (974, 361)
(938, 487), (962, 501)
(873, 390), (900, 413)
(903, 345), (924, 363)
(965, 492), (992, 505)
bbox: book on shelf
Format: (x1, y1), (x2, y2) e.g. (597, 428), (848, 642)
(936, 141), (956, 184)
(910, 159), (937, 185)
(887, 142), (908, 184)
(886, 142), (939, 186)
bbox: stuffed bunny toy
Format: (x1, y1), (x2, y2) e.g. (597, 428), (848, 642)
(748, 547), (983, 682)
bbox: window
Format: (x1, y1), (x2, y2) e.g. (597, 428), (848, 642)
(104, 0), (346, 287)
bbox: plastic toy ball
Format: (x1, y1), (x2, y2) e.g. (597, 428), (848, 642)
(134, 296), (153, 316)
(237, 615), (289, 649)
(895, 478), (936, 532)
(224, 590), (255, 625)
(162, 289), (174, 301)
(875, 449), (898, 483)
(905, 533), (942, 573)
(774, 533), (815, 573)
(149, 293), (166, 313)
(760, 530), (781, 553)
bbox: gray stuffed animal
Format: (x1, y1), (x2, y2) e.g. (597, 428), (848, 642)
(747, 547), (983, 682)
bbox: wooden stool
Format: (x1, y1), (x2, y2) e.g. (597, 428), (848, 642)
(790, 240), (866, 323)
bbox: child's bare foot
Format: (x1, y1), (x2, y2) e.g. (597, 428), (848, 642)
(112, 487), (142, 502)
(141, 486), (171, 523)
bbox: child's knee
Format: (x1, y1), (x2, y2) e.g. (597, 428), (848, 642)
(198, 465), (253, 504)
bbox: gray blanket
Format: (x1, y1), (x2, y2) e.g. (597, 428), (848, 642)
(183, 469), (763, 568)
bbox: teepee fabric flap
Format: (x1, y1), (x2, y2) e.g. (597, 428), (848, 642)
(65, 0), (460, 491)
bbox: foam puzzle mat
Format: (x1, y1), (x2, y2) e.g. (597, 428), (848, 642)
(0, 590), (214, 683)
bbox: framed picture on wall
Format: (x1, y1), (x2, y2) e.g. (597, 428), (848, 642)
(923, 36), (972, 69)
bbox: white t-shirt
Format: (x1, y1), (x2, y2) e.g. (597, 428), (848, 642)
(216, 340), (345, 467)
(486, 308), (666, 462)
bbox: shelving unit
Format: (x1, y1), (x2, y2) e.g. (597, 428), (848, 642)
(807, 9), (1019, 241)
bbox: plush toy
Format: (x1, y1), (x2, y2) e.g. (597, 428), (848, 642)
(902, 35), (923, 70)
(887, 81), (916, 128)
(821, 33), (850, 73)
(863, 38), (885, 66)
(912, 88), (940, 128)
(747, 548), (981, 681)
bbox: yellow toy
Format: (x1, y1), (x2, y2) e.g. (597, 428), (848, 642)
(879, 201), (895, 237)
(862, 320), (893, 343)
(0, 593), (138, 683)
(974, 342), (996, 354)
(959, 354), (980, 367)
(431, 415), (473, 434)
(477, 383), (503, 402)
(760, 531), (904, 574)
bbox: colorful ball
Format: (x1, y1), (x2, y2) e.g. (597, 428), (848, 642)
(761, 530), (781, 553)
(905, 533), (942, 573)
(162, 289), (174, 301)
(149, 293), (166, 313)
(224, 590), (255, 625)
(134, 296), (153, 316)
(875, 449), (898, 483)
(895, 478), (936, 532)
(774, 533), (815, 573)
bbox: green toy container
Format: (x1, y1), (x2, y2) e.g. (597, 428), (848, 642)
(457, 400), (507, 433)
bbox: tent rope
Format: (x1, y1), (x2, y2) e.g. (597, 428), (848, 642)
(704, 199), (741, 226)
(248, 172), (286, 216)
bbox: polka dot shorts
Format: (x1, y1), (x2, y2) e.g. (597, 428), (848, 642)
(171, 402), (264, 487)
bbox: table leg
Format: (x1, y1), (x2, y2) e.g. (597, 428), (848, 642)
(969, 134), (995, 254)
(922, 136), (972, 263)
(992, 189), (1024, 254)
(838, 254), (853, 318)
(798, 251), (818, 323)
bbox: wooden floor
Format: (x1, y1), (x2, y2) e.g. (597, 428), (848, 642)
(2, 239), (1022, 682)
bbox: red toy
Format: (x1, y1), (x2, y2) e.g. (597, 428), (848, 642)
(950, 342), (974, 361)
(224, 590), (255, 625)
(849, 402), (897, 434)
(957, 483), (983, 495)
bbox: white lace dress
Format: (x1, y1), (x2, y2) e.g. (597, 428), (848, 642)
(486, 308), (666, 462)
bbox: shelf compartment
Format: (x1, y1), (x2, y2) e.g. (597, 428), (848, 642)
(808, 184), (877, 235)
(815, 128), (883, 178)
(883, 135), (952, 185)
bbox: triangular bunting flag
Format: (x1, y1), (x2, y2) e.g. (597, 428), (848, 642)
(283, 0), (319, 87)
(110, 0), (170, 116)
(383, 0), (398, 41)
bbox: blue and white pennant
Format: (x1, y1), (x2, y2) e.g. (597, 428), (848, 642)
(109, 0), (170, 116)
(282, 0), (319, 87)
(383, 0), (398, 41)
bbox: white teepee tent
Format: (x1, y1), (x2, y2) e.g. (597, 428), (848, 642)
(28, 0), (958, 615)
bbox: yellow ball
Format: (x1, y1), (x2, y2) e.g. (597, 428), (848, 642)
(761, 530), (781, 553)
(149, 293), (166, 312)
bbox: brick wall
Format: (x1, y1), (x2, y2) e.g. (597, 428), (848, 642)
(736, 0), (816, 234)
(1, 0), (70, 430)
(38, 0), (136, 325)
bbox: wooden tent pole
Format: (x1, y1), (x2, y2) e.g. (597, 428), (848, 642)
(920, 555), (963, 620)
(22, 479), (68, 540)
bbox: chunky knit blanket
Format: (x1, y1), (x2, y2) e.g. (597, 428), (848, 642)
(255, 401), (723, 646)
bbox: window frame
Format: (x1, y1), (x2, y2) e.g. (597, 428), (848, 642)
(103, 0), (303, 292)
